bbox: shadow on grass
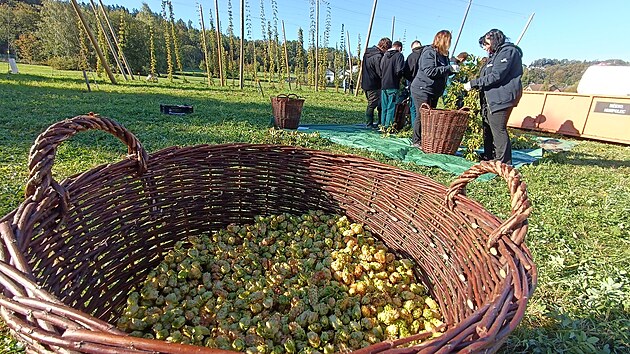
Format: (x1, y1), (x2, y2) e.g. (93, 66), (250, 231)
(499, 310), (628, 354)
(0, 77), (363, 157)
(548, 150), (630, 169)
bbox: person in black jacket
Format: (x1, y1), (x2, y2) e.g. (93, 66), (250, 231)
(464, 29), (523, 165)
(361, 37), (391, 128)
(404, 40), (424, 127)
(410, 30), (457, 146)
(380, 41), (405, 129)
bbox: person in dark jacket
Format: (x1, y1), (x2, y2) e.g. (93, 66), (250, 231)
(404, 40), (424, 127)
(361, 37), (391, 128)
(464, 29), (523, 165)
(380, 41), (405, 128)
(410, 30), (457, 146)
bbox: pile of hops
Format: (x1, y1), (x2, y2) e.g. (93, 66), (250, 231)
(118, 211), (443, 353)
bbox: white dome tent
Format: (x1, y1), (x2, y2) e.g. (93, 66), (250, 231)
(577, 65), (630, 96)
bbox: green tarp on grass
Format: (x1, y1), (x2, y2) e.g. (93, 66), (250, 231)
(298, 124), (544, 181)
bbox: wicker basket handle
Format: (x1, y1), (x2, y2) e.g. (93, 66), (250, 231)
(276, 93), (301, 100)
(445, 160), (532, 247)
(25, 114), (149, 202)
(421, 102), (470, 113)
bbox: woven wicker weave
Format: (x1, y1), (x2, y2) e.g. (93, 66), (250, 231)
(0, 115), (536, 353)
(420, 103), (470, 155)
(271, 94), (305, 129)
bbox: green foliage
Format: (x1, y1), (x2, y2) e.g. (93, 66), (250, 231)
(149, 22), (157, 78)
(37, 0), (80, 59)
(167, 1), (182, 74)
(443, 56), (484, 160)
(161, 1), (173, 81)
(523, 58), (629, 92)
(117, 12), (127, 64)
(47, 55), (80, 70)
(295, 28), (306, 86)
(444, 56), (538, 161)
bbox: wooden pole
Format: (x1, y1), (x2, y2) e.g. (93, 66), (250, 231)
(314, 0), (319, 91)
(281, 20), (291, 90)
(199, 4), (213, 86)
(70, 0), (116, 84)
(82, 70), (91, 92)
(451, 0), (472, 55)
(214, 0), (224, 86)
(515, 13), (535, 46)
(354, 0), (377, 96)
(391, 16), (395, 40)
(98, 0), (134, 79)
(239, 0), (245, 89)
(89, 0), (127, 80)
(346, 30), (353, 93)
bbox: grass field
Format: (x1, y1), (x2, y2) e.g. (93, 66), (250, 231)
(0, 64), (628, 353)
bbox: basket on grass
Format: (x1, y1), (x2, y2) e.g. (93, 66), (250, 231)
(271, 93), (305, 129)
(420, 103), (470, 155)
(0, 114), (536, 353)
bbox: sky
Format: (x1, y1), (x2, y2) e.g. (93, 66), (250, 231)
(102, 0), (630, 66)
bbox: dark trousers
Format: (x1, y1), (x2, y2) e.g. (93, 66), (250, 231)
(365, 89), (381, 125)
(483, 106), (513, 165)
(411, 90), (439, 144)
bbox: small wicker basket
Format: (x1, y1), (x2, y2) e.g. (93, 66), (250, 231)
(0, 115), (536, 353)
(420, 103), (470, 155)
(270, 94), (305, 129)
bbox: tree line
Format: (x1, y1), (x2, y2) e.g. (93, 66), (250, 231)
(0, 0), (358, 88)
(1, 1), (627, 90)
(523, 58), (629, 92)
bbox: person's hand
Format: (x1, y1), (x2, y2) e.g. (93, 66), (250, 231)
(463, 81), (472, 91)
(450, 64), (460, 73)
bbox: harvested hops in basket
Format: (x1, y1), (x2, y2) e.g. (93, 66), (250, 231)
(0, 114), (536, 353)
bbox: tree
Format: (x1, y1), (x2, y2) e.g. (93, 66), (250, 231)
(307, 0), (315, 86)
(14, 32), (41, 63)
(226, 0), (236, 81)
(117, 12), (127, 66)
(295, 28), (305, 86)
(148, 22), (157, 78)
(259, 0), (269, 81)
(161, 0), (173, 81)
(77, 18), (90, 70)
(0, 1), (41, 58)
(167, 0), (183, 73)
(37, 0), (80, 61)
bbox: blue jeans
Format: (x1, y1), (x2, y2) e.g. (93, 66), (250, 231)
(381, 89), (399, 128)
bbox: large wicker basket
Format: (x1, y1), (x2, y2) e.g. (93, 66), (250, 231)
(0, 115), (536, 353)
(420, 103), (470, 155)
(271, 94), (305, 129)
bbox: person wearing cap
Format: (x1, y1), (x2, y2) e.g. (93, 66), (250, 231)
(379, 40), (405, 129)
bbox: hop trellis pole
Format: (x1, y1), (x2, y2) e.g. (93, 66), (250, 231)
(88, 0), (127, 80)
(239, 0), (245, 89)
(97, 0), (134, 79)
(215, 0), (225, 86)
(199, 3), (214, 86)
(354, 0), (378, 96)
(70, 0), (116, 84)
